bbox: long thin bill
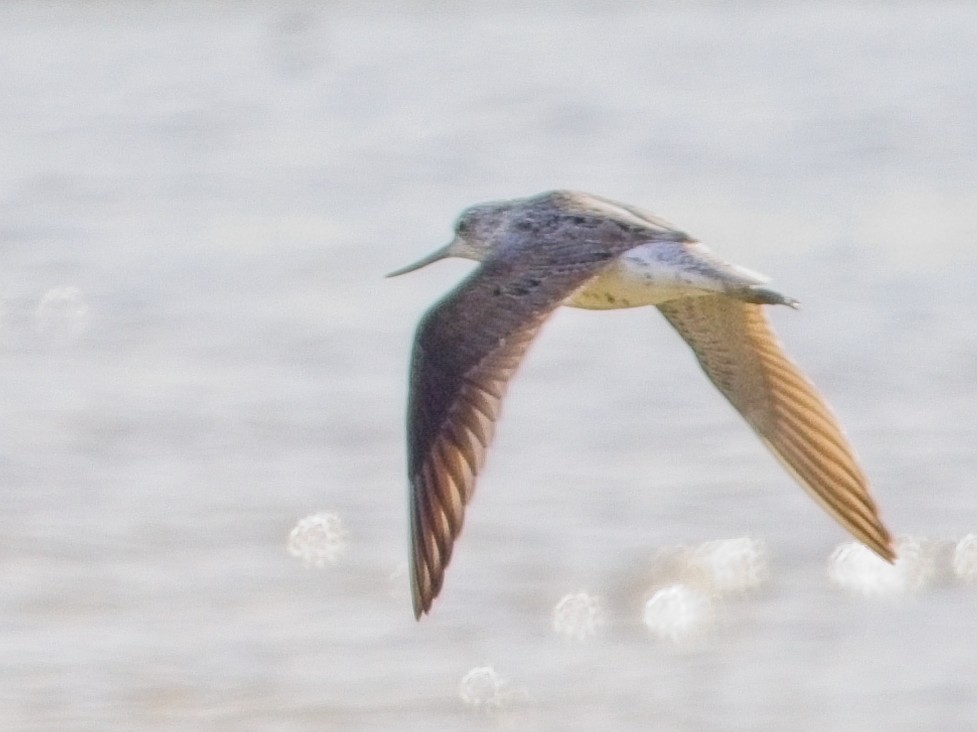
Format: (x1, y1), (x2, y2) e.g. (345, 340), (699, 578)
(386, 243), (453, 278)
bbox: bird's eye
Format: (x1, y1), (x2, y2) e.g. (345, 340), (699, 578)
(456, 219), (470, 236)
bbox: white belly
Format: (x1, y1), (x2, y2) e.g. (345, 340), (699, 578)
(566, 241), (768, 310)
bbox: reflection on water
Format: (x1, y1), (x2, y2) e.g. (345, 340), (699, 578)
(2, 2), (977, 730)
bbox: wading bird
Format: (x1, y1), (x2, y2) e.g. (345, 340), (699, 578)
(389, 190), (894, 618)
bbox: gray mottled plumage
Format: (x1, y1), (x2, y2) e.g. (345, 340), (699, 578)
(390, 190), (894, 619)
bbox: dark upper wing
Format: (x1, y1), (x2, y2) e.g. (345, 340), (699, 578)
(407, 218), (687, 618)
(657, 295), (894, 561)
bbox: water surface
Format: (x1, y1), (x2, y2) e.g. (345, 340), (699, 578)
(1, 3), (976, 730)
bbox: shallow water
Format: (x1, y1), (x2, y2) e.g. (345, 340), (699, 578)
(2, 2), (977, 730)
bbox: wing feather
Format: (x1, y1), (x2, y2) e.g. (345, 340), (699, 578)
(407, 290), (552, 617)
(406, 211), (691, 617)
(657, 296), (894, 561)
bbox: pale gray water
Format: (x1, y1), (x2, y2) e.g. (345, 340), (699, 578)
(1, 2), (976, 730)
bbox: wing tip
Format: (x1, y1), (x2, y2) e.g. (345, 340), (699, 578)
(410, 567), (432, 621)
(840, 512), (898, 566)
(412, 598), (426, 621)
(409, 530), (440, 620)
(871, 532), (898, 565)
(849, 512), (897, 564)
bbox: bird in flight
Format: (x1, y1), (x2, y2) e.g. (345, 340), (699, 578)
(389, 190), (894, 619)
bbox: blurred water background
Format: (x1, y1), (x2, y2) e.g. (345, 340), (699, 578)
(2, 2), (976, 730)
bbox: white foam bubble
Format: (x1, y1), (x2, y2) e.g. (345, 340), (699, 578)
(642, 583), (714, 642)
(459, 666), (504, 708)
(827, 536), (935, 596)
(35, 286), (88, 339)
(552, 591), (604, 641)
(287, 512), (348, 567)
(686, 537), (768, 594)
(458, 665), (530, 714)
(951, 534), (977, 584)
(387, 562), (410, 599)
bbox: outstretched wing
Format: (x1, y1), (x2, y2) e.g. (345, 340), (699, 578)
(657, 295), (894, 560)
(406, 217), (689, 618)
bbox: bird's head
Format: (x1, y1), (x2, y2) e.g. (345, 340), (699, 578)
(386, 201), (509, 277)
